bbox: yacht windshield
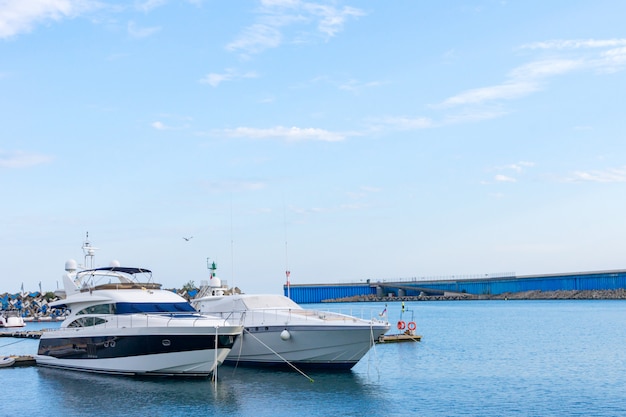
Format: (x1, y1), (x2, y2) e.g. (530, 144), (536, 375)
(115, 302), (196, 314)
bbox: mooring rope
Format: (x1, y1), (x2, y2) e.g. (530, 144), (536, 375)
(0, 338), (28, 348)
(232, 328), (314, 382)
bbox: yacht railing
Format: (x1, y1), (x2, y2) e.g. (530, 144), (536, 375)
(198, 307), (389, 326)
(43, 312), (239, 331)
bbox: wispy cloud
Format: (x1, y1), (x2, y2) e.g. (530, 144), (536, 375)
(226, 24), (283, 56)
(500, 161), (535, 173)
(0, 150), (53, 168)
(127, 20), (160, 38)
(338, 79), (388, 93)
(199, 69), (259, 87)
(226, 1), (365, 56)
(509, 59), (583, 80)
(439, 39), (625, 109)
(151, 114), (193, 130)
(439, 59), (582, 108)
(151, 121), (167, 130)
(442, 109), (509, 125)
(346, 185), (381, 200)
(368, 116), (434, 131)
(364, 38), (621, 134)
(222, 126), (347, 142)
(134, 0), (167, 13)
(440, 81), (539, 107)
(520, 38), (626, 50)
(0, 0), (100, 39)
(368, 38), (625, 134)
(564, 166), (626, 183)
(302, 3), (365, 37)
(494, 174), (516, 183)
(485, 161), (535, 184)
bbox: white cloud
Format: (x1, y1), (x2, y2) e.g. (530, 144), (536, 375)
(440, 81), (540, 107)
(509, 59), (583, 80)
(439, 39), (625, 109)
(226, 24), (282, 55)
(369, 40), (622, 133)
(521, 38), (626, 50)
(494, 174), (516, 183)
(360, 185), (381, 193)
(261, 0), (301, 8)
(199, 69), (258, 87)
(372, 116), (434, 130)
(565, 166), (626, 183)
(595, 46), (626, 73)
(485, 161), (535, 184)
(442, 109), (509, 124)
(134, 0), (167, 13)
(302, 3), (365, 37)
(0, 150), (53, 168)
(347, 185), (381, 200)
(222, 126), (346, 142)
(0, 0), (100, 39)
(502, 161), (535, 173)
(127, 20), (160, 38)
(226, 1), (365, 56)
(151, 114), (192, 130)
(338, 79), (387, 93)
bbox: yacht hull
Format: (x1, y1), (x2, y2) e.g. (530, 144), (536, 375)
(226, 324), (389, 369)
(36, 326), (241, 377)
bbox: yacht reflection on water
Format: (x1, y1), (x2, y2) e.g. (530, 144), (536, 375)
(36, 363), (383, 415)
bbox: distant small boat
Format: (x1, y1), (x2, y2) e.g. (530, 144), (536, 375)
(0, 357), (16, 367)
(377, 307), (421, 343)
(0, 310), (25, 328)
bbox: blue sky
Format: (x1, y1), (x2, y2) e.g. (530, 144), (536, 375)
(2, 0), (626, 295)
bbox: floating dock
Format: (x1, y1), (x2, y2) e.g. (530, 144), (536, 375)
(0, 355), (36, 368)
(377, 332), (422, 343)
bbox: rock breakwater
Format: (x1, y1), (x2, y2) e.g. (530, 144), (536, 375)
(322, 288), (626, 303)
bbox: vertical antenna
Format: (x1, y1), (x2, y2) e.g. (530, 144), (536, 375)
(230, 193), (234, 289)
(284, 200), (290, 299)
(82, 231), (98, 269)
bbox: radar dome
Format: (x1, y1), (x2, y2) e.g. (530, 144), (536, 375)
(65, 259), (78, 272)
(210, 275), (222, 288)
(110, 260), (121, 267)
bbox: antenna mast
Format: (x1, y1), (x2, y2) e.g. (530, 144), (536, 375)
(82, 232), (98, 269)
(284, 201), (291, 299)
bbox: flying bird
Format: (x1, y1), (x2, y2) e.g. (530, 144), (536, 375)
(182, 236), (193, 241)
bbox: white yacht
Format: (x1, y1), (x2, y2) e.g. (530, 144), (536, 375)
(0, 310), (26, 328)
(36, 242), (242, 377)
(192, 262), (390, 370)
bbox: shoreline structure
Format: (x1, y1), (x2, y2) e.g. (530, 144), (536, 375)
(3, 288), (625, 320)
(322, 289), (626, 303)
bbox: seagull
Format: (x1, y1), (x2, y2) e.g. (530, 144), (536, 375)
(182, 236), (193, 241)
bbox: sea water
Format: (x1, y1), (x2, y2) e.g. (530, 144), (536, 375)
(0, 300), (624, 417)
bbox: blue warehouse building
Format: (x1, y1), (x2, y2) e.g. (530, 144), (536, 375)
(284, 269), (626, 304)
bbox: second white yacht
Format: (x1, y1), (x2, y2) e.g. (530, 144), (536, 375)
(192, 262), (390, 370)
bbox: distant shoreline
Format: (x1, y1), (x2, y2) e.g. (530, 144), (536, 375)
(321, 289), (626, 303)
